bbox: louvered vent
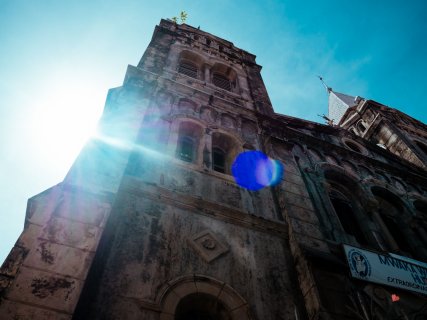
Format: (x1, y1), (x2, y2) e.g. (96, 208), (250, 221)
(178, 61), (198, 78)
(212, 73), (231, 91)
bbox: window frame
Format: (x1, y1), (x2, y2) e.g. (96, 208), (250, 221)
(212, 72), (232, 91)
(178, 60), (199, 79)
(175, 120), (203, 165)
(212, 146), (226, 173)
(328, 188), (368, 245)
(177, 135), (196, 163)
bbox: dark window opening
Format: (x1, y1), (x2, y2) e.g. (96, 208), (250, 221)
(213, 147), (226, 173)
(345, 140), (362, 153)
(177, 136), (195, 162)
(175, 293), (230, 320)
(212, 73), (231, 91)
(414, 227), (427, 248)
(330, 196), (368, 245)
(211, 132), (237, 175)
(178, 61), (198, 79)
(414, 200), (427, 215)
(380, 213), (412, 254)
(357, 121), (366, 133)
(414, 201), (427, 246)
(176, 122), (203, 164)
(373, 188), (413, 254)
(415, 140), (427, 158)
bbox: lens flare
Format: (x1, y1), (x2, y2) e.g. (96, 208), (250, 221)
(231, 151), (284, 191)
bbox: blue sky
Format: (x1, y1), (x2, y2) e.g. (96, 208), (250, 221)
(0, 0), (426, 262)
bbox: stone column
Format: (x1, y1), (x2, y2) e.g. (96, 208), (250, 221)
(202, 128), (212, 170)
(203, 63), (211, 83)
(167, 119), (181, 158)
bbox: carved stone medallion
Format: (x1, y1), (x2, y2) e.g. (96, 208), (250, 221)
(188, 230), (228, 263)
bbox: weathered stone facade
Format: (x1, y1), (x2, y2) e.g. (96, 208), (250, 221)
(1, 19), (427, 319)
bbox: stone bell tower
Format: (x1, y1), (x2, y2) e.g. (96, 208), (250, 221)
(0, 19), (302, 319)
(3, 18), (427, 320)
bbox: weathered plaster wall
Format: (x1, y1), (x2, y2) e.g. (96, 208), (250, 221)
(2, 19), (427, 320)
(0, 186), (112, 319)
(78, 176), (295, 320)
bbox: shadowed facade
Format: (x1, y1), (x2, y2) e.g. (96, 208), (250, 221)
(1, 19), (427, 319)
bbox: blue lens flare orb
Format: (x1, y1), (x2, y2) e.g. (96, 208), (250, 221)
(231, 151), (284, 191)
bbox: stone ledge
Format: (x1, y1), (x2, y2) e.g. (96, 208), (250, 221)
(121, 177), (288, 238)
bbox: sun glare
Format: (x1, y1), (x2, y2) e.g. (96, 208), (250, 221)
(27, 71), (105, 173)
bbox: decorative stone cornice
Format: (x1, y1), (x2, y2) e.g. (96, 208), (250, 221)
(122, 176), (288, 238)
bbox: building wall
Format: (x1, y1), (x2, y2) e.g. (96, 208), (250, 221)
(1, 19), (427, 320)
(340, 100), (427, 170)
(268, 114), (427, 319)
(70, 19), (301, 320)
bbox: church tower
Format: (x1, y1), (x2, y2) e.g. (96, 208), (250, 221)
(0, 19), (301, 319)
(338, 99), (427, 169)
(2, 19), (427, 320)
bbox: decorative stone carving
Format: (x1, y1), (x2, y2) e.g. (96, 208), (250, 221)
(215, 181), (241, 208)
(188, 230), (228, 263)
(241, 120), (257, 143)
(325, 154), (339, 166)
(177, 99), (196, 113)
(201, 238), (216, 250)
(221, 114), (236, 129)
(308, 148), (322, 162)
(391, 177), (406, 193)
(341, 161), (357, 176)
(358, 165), (374, 178)
(200, 106), (217, 123)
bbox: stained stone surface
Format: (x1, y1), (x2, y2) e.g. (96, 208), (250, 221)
(1, 18), (427, 320)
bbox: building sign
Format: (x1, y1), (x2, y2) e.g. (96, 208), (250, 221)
(343, 244), (427, 295)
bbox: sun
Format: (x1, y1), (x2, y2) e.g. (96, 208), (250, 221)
(27, 70), (105, 175)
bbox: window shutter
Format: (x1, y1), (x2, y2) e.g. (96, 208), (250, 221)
(212, 147), (226, 173)
(178, 61), (198, 79)
(212, 73), (231, 91)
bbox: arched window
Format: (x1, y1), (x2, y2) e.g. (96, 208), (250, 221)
(211, 132), (239, 174)
(357, 120), (367, 133)
(372, 187), (412, 254)
(177, 50), (203, 80)
(211, 63), (238, 92)
(413, 200), (427, 246)
(381, 215), (411, 252)
(213, 72), (231, 91)
(345, 140), (362, 153)
(322, 169), (371, 245)
(177, 136), (195, 162)
(175, 293), (230, 320)
(178, 60), (198, 79)
(212, 147), (226, 173)
(414, 200), (427, 217)
(175, 121), (203, 164)
(329, 189), (368, 245)
(415, 140), (427, 158)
